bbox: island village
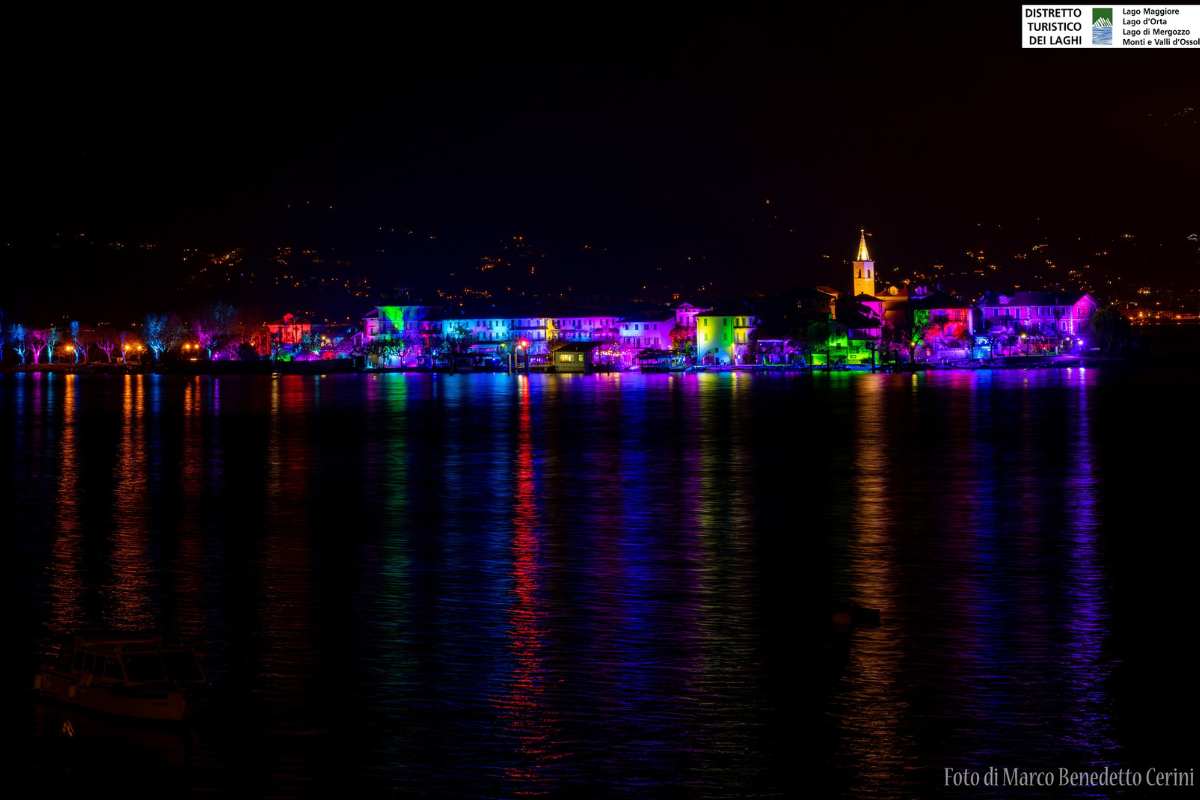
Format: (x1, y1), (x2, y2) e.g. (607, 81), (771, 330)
(2, 232), (1111, 374)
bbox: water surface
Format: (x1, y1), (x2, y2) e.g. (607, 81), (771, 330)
(4, 369), (1197, 797)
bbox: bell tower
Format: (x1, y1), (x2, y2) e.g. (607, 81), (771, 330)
(852, 228), (875, 297)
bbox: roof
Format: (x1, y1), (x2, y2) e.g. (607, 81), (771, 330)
(697, 305), (755, 318)
(66, 632), (193, 656)
(552, 342), (599, 353)
(794, 286), (838, 301)
(856, 229), (871, 261)
(842, 311), (882, 330)
(978, 291), (1091, 307)
(910, 291), (973, 310)
(619, 308), (676, 323)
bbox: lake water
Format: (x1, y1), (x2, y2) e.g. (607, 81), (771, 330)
(4, 369), (1197, 797)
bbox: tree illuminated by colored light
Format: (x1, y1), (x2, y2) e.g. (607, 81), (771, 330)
(46, 325), (60, 364)
(69, 321), (84, 364)
(9, 323), (26, 364)
(144, 314), (167, 361)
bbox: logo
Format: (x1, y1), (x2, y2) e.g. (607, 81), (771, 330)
(1092, 7), (1113, 45)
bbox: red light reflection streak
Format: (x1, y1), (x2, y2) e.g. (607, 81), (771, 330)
(258, 375), (315, 722)
(50, 374), (83, 633)
(497, 376), (560, 794)
(108, 373), (154, 630)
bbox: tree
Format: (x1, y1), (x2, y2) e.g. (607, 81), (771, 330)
(46, 325), (60, 364)
(29, 329), (47, 364)
(97, 335), (116, 362)
(69, 320), (85, 364)
(211, 302), (236, 355)
(368, 338), (402, 367)
(882, 322), (913, 365)
(166, 314), (189, 354)
(301, 330), (322, 356)
(441, 322), (475, 371)
(669, 324), (696, 362)
(195, 302), (237, 359)
(193, 322), (214, 359)
(805, 318), (836, 368)
(10, 323), (27, 364)
(1083, 306), (1131, 354)
(145, 314), (168, 361)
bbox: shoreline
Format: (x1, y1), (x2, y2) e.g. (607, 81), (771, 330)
(0, 356), (1134, 377)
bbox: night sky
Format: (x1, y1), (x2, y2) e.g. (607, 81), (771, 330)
(3, 5), (1197, 319)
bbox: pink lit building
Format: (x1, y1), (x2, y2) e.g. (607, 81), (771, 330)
(976, 292), (1097, 337)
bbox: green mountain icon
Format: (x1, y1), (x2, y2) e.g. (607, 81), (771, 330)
(1093, 8), (1113, 26)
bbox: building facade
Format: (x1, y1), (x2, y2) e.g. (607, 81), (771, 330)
(696, 312), (757, 365)
(852, 229), (875, 298)
(976, 292), (1097, 338)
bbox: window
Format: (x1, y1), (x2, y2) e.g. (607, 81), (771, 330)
(125, 654), (166, 683)
(162, 652), (202, 682)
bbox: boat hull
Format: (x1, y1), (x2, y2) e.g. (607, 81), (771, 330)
(34, 673), (190, 722)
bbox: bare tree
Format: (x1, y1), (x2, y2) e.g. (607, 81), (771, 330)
(193, 322), (214, 359)
(29, 329), (47, 364)
(97, 335), (117, 362)
(46, 326), (60, 364)
(145, 314), (168, 361)
(207, 302), (236, 359)
(166, 314), (189, 354)
(10, 323), (27, 364)
(69, 320), (85, 364)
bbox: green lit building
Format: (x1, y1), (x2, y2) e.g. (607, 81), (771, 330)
(696, 311), (757, 366)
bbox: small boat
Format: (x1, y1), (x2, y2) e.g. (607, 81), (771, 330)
(33, 633), (208, 723)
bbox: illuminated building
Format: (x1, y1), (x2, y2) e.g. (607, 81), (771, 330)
(852, 228), (875, 298)
(260, 313), (317, 356)
(696, 310), (757, 365)
(673, 302), (704, 331)
(976, 291), (1097, 337)
(551, 342), (597, 373)
(910, 291), (975, 362)
(440, 317), (514, 344)
(808, 329), (876, 367)
(361, 305), (432, 343)
(545, 315), (620, 343)
(619, 312), (675, 350)
(845, 232), (911, 359)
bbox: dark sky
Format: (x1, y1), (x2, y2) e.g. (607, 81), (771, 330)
(3, 4), (1197, 316)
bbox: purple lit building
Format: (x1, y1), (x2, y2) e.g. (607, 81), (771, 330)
(975, 291), (1097, 355)
(976, 291), (1097, 336)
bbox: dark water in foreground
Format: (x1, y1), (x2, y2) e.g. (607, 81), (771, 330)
(4, 369), (1198, 797)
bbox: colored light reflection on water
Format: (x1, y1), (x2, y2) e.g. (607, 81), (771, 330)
(3, 368), (1198, 797)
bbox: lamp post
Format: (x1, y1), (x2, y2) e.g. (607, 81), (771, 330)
(514, 338), (529, 373)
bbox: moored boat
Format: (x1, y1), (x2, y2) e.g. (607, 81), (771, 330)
(33, 633), (207, 723)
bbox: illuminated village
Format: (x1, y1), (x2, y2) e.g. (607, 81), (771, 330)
(1, 232), (1124, 373)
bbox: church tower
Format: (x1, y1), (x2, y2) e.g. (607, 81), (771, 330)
(852, 228), (875, 297)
